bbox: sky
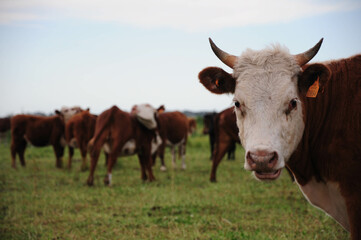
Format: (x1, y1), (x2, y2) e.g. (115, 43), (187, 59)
(0, 0), (361, 116)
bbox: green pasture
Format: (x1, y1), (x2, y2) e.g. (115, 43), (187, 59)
(0, 121), (349, 239)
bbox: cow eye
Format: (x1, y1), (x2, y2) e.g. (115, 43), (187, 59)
(234, 101), (240, 108)
(286, 99), (298, 115)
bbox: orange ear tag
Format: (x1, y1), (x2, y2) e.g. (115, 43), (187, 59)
(215, 79), (219, 87)
(306, 77), (319, 98)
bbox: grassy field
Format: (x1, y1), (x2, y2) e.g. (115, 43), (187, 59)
(0, 120), (349, 240)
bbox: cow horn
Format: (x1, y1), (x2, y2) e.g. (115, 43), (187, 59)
(294, 38), (323, 66)
(209, 38), (237, 69)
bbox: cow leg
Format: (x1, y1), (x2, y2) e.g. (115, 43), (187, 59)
(80, 143), (88, 171)
(87, 147), (101, 186)
(158, 143), (167, 171)
(227, 142), (236, 161)
(68, 146), (74, 169)
(53, 144), (64, 168)
(10, 142), (17, 169)
(171, 146), (177, 169)
(104, 153), (117, 186)
(104, 152), (109, 166)
(180, 142), (186, 170)
(210, 141), (230, 182)
(138, 154), (148, 181)
(18, 144), (26, 167)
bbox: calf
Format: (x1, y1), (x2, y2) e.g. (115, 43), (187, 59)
(198, 38), (361, 239)
(65, 110), (97, 171)
(153, 111), (189, 171)
(10, 112), (65, 168)
(87, 105), (161, 186)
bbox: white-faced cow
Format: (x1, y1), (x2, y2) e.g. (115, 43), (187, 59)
(198, 38), (361, 239)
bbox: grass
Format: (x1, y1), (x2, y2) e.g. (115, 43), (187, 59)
(0, 122), (349, 240)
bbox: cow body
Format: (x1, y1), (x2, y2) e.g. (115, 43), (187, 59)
(205, 108), (240, 182)
(87, 105), (160, 186)
(199, 38), (360, 239)
(10, 114), (65, 168)
(154, 111), (189, 171)
(65, 110), (97, 170)
(187, 117), (197, 135)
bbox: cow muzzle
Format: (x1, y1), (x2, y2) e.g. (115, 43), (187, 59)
(246, 150), (281, 180)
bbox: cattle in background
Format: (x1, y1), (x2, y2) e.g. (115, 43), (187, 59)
(60, 106), (84, 123)
(203, 111), (236, 162)
(0, 117), (11, 143)
(187, 117), (197, 135)
(205, 108), (240, 182)
(153, 111), (189, 171)
(0, 117), (11, 133)
(10, 111), (65, 168)
(65, 109), (97, 171)
(87, 105), (162, 186)
(199, 38), (361, 239)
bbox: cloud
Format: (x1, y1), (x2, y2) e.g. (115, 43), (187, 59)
(0, 0), (360, 31)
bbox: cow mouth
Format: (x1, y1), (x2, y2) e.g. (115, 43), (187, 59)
(254, 169), (282, 180)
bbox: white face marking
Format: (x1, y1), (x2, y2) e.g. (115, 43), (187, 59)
(60, 106), (82, 123)
(232, 46), (305, 172)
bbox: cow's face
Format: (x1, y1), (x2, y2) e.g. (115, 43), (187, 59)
(199, 38), (329, 181)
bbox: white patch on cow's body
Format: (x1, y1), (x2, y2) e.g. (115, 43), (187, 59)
(69, 138), (77, 148)
(151, 133), (162, 155)
(103, 143), (111, 154)
(295, 178), (349, 231)
(120, 139), (137, 156)
(231, 45), (305, 171)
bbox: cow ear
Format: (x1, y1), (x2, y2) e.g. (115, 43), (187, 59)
(157, 105), (165, 114)
(198, 67), (236, 94)
(55, 110), (61, 115)
(298, 63), (331, 96)
(86, 108), (90, 112)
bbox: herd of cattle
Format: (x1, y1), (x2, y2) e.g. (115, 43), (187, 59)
(1, 37), (360, 239)
(0, 104), (238, 185)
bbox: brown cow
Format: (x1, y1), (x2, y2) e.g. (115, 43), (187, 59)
(199, 38), (361, 239)
(0, 117), (11, 133)
(87, 105), (162, 186)
(153, 111), (189, 171)
(65, 109), (97, 171)
(10, 112), (65, 168)
(208, 107), (240, 182)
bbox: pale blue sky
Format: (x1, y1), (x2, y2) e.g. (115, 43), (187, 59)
(0, 0), (361, 116)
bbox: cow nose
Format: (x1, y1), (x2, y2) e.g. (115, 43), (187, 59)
(246, 150), (278, 171)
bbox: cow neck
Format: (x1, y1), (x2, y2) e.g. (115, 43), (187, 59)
(287, 57), (360, 186)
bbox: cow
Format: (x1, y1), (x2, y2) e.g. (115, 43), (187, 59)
(198, 38), (361, 239)
(0, 117), (11, 143)
(86, 105), (162, 186)
(0, 117), (11, 133)
(187, 117), (197, 135)
(65, 109), (97, 171)
(153, 111), (189, 171)
(60, 106), (84, 123)
(10, 111), (65, 168)
(203, 111), (237, 162)
(203, 108), (240, 182)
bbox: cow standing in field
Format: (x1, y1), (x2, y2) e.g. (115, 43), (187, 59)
(198, 38), (361, 239)
(0, 117), (11, 143)
(203, 108), (240, 182)
(10, 111), (65, 168)
(87, 105), (162, 186)
(65, 109), (97, 171)
(153, 111), (189, 171)
(203, 111), (237, 162)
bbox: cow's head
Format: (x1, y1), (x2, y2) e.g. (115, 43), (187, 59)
(199, 38), (331, 181)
